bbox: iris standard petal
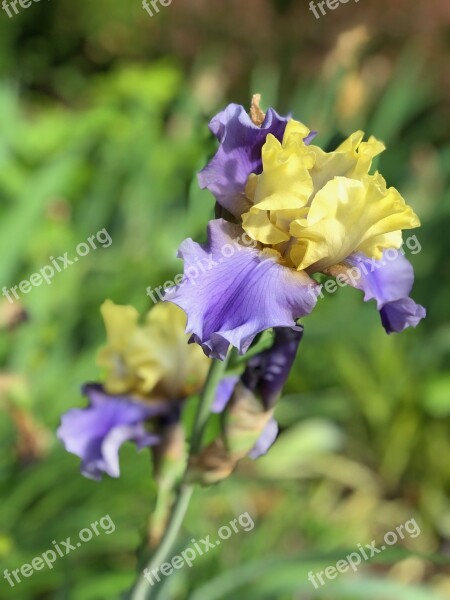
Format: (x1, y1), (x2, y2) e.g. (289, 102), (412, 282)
(98, 301), (210, 399)
(166, 219), (318, 359)
(197, 103), (289, 218)
(289, 174), (420, 272)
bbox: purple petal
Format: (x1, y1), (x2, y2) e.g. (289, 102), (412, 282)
(212, 376), (239, 413)
(345, 251), (426, 333)
(166, 219), (318, 359)
(245, 328), (303, 457)
(242, 326), (304, 408)
(380, 298), (426, 333)
(57, 384), (163, 480)
(248, 418), (279, 459)
(198, 103), (289, 218)
(303, 130), (318, 145)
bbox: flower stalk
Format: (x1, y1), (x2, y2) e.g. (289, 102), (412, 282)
(128, 356), (230, 599)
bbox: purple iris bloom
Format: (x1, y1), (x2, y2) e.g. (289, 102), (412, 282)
(167, 101), (425, 358)
(57, 384), (167, 480)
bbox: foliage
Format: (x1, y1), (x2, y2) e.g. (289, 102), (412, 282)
(0, 2), (449, 599)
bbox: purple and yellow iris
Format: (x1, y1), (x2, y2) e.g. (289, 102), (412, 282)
(57, 300), (295, 479)
(167, 97), (426, 359)
(58, 98), (427, 481)
(57, 301), (210, 480)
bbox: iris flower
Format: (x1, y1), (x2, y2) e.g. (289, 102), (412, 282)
(57, 301), (210, 479)
(58, 300), (290, 480)
(167, 98), (426, 359)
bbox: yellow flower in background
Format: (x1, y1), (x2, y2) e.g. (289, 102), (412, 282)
(97, 300), (210, 400)
(242, 119), (420, 272)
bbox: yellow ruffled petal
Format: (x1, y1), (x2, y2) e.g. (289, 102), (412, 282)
(273, 208), (309, 233)
(98, 300), (210, 399)
(282, 119), (312, 142)
(99, 300), (139, 349)
(357, 231), (403, 260)
(349, 136), (386, 178)
(242, 210), (290, 245)
(240, 119), (419, 272)
(97, 301), (140, 394)
(142, 302), (209, 398)
(308, 130), (385, 193)
(241, 120), (315, 245)
(289, 175), (420, 271)
(251, 133), (315, 208)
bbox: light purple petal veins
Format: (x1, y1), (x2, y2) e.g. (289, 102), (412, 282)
(165, 219), (318, 359)
(248, 418), (279, 459)
(345, 251), (426, 333)
(197, 103), (290, 217)
(57, 384), (165, 480)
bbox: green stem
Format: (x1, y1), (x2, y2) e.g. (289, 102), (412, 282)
(190, 356), (230, 454)
(128, 357), (229, 600)
(129, 484), (194, 600)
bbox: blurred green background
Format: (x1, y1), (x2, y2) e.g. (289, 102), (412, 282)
(0, 0), (449, 598)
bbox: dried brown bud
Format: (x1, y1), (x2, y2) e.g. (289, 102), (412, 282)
(250, 94), (266, 127)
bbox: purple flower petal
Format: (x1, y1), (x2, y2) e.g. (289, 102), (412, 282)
(57, 384), (164, 480)
(212, 376), (239, 413)
(198, 103), (289, 218)
(242, 326), (304, 408)
(344, 251), (426, 333)
(248, 418), (279, 459)
(380, 298), (426, 333)
(166, 219), (318, 359)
